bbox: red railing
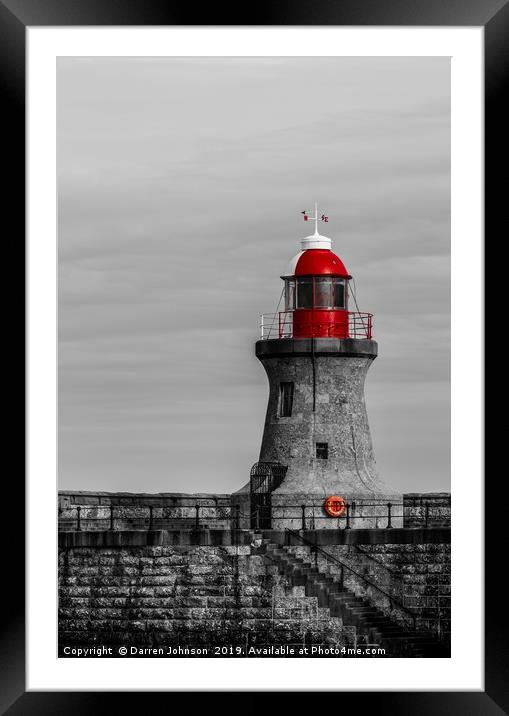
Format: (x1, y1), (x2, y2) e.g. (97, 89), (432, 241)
(348, 311), (373, 339)
(260, 311), (373, 340)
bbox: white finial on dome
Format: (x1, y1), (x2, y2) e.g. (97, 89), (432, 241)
(300, 201), (332, 250)
(282, 203), (333, 277)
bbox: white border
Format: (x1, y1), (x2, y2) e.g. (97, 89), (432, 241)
(27, 27), (483, 691)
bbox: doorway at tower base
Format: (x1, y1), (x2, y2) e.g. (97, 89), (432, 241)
(269, 492), (403, 530)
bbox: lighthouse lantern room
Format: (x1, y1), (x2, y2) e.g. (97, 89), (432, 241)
(261, 203), (373, 341)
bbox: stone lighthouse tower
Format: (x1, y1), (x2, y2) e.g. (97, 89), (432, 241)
(248, 204), (400, 529)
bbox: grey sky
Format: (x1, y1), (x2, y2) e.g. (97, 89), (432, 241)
(57, 57), (450, 495)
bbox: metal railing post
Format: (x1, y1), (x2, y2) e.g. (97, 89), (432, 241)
(387, 502), (393, 529)
(235, 504), (241, 530)
(195, 503), (200, 530)
(345, 502), (351, 529)
(76, 506), (81, 532)
(149, 505), (154, 531)
(109, 505), (114, 531)
(301, 504), (306, 531)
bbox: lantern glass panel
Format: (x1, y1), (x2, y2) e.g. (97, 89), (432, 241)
(296, 278), (313, 308)
(333, 278), (346, 308)
(314, 277), (333, 308)
(284, 279), (295, 311)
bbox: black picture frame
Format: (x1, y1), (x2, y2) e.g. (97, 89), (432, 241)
(4, 0), (499, 712)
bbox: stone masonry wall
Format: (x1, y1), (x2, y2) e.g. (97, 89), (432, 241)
(403, 493), (451, 528)
(59, 492), (232, 531)
(356, 543), (451, 642)
(59, 544), (349, 653)
(59, 492), (231, 509)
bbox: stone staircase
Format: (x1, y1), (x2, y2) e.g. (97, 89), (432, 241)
(260, 538), (449, 658)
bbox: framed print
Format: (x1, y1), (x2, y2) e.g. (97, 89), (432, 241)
(3, 0), (502, 710)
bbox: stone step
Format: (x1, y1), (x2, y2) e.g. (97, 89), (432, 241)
(294, 568), (320, 578)
(265, 546), (286, 555)
(360, 616), (397, 626)
(313, 580), (344, 593)
(370, 626), (408, 636)
(349, 609), (382, 618)
(331, 594), (364, 605)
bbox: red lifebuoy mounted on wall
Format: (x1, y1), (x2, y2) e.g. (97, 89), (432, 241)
(324, 495), (347, 517)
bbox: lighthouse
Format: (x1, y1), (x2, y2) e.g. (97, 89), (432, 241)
(244, 204), (401, 530)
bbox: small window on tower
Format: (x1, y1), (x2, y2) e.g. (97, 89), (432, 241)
(316, 442), (328, 459)
(279, 382), (294, 417)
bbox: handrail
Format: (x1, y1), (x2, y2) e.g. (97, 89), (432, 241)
(259, 311), (373, 340)
(58, 501), (449, 532)
(286, 528), (417, 628)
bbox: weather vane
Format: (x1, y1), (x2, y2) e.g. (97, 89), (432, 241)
(301, 201), (329, 235)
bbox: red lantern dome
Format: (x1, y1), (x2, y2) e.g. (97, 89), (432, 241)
(294, 249), (350, 279)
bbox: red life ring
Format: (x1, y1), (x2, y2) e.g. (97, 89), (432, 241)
(324, 495), (347, 517)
